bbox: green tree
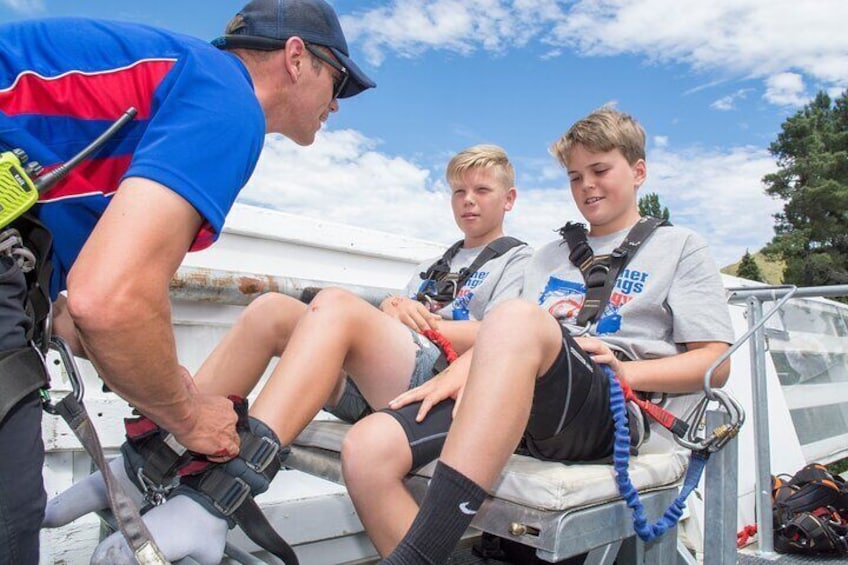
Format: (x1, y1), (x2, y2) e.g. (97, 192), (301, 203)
(737, 249), (764, 282)
(763, 90), (848, 289)
(638, 192), (670, 220)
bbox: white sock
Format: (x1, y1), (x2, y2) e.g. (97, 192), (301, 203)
(43, 456), (143, 528)
(89, 494), (228, 565)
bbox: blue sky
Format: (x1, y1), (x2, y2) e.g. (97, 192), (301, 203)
(2, 0), (847, 266)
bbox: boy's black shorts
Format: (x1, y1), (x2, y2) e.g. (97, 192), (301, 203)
(522, 326), (617, 462)
(383, 325), (639, 469)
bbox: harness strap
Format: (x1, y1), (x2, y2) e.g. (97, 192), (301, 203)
(54, 386), (169, 564)
(0, 346), (48, 423)
(12, 213), (53, 350)
(615, 375), (689, 438)
(559, 217), (668, 328)
(121, 415), (192, 508)
(776, 510), (848, 555)
(416, 236), (525, 305)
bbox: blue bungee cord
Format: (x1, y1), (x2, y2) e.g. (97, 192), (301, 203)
(604, 365), (708, 542)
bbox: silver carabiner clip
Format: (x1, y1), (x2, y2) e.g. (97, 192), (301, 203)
(41, 335), (85, 414)
(675, 389), (745, 453)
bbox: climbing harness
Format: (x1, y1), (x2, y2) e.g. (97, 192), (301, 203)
(416, 236), (524, 309)
(559, 216), (667, 328)
(114, 395), (300, 564)
(174, 396), (298, 565)
(737, 464), (848, 554)
(771, 463), (848, 555)
(561, 216), (744, 542)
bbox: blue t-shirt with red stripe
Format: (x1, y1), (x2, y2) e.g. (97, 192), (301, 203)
(0, 18), (266, 297)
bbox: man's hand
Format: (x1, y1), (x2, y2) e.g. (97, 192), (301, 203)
(168, 370), (240, 461)
(380, 295), (441, 332)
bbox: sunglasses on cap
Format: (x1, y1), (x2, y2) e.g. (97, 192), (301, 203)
(304, 42), (349, 99)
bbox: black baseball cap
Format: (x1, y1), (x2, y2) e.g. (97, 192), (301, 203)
(213, 0), (375, 98)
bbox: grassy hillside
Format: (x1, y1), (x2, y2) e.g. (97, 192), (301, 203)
(721, 252), (785, 284)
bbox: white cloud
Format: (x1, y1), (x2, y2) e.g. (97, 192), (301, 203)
(1, 0), (43, 11)
(711, 88), (754, 111)
(763, 73), (808, 107)
(238, 131), (459, 247)
(653, 136), (669, 148)
(647, 145), (781, 266)
(242, 128), (781, 268)
(345, 0), (848, 106)
(342, 0), (564, 65)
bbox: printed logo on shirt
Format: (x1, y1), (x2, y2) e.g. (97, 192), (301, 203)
(538, 269), (649, 333)
(449, 269), (489, 315)
(538, 276), (585, 321)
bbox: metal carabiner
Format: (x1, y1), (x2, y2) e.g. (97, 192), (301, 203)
(675, 388), (745, 453)
(41, 335), (85, 415)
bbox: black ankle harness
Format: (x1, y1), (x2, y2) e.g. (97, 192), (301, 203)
(122, 397), (298, 564)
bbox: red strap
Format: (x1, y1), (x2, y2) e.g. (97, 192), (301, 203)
(421, 329), (458, 364)
(737, 524), (757, 547)
(124, 415), (159, 439)
(617, 376), (688, 436)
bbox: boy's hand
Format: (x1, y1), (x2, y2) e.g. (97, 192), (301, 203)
(380, 295), (441, 332)
(387, 365), (466, 422)
(573, 336), (629, 383)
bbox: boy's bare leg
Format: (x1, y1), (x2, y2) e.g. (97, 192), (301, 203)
(440, 300), (561, 487)
(250, 287), (419, 444)
(383, 299), (562, 563)
(194, 292), (307, 397)
(343, 413), (417, 555)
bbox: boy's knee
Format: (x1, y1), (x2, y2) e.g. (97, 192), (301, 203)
(485, 299), (553, 340)
(308, 288), (371, 327)
(240, 293), (304, 335)
(487, 298), (539, 322)
(342, 415), (409, 482)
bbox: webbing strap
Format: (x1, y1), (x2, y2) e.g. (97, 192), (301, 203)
(417, 236), (525, 304)
(54, 393), (170, 564)
(606, 365), (707, 542)
(0, 346), (48, 423)
(185, 461), (299, 564)
(560, 217), (667, 328)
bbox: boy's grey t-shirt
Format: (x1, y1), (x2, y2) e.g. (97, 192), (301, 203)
(523, 223), (734, 452)
(406, 241), (533, 320)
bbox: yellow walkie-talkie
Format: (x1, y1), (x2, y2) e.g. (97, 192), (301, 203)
(0, 107), (137, 229)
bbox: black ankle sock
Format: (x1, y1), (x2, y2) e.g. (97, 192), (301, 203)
(383, 461), (487, 565)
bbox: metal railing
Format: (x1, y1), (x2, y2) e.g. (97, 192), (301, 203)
(718, 283), (848, 558)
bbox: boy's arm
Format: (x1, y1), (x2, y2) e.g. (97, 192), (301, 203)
(576, 336), (731, 393)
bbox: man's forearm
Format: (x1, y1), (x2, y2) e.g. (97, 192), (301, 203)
(74, 295), (194, 434)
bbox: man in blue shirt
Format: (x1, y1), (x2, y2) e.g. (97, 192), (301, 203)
(0, 1), (374, 562)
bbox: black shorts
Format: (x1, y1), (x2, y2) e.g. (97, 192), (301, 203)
(383, 326), (641, 469)
(522, 326), (617, 462)
(381, 398), (454, 472)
